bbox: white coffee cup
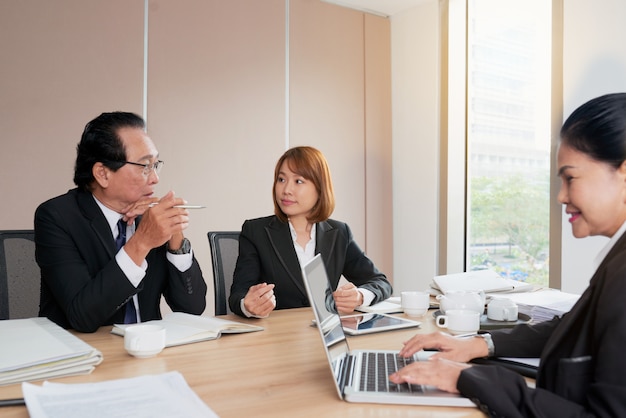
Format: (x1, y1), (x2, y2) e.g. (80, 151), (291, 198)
(401, 291), (430, 317)
(436, 309), (480, 335)
(124, 324), (166, 358)
(487, 297), (518, 321)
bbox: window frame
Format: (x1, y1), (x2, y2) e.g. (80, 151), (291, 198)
(438, 0), (564, 288)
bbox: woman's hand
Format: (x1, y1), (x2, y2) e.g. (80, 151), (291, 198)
(243, 283), (276, 317)
(389, 357), (471, 394)
(398, 332), (489, 363)
(333, 283), (363, 314)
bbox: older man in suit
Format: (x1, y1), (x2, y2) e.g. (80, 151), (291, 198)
(35, 112), (206, 332)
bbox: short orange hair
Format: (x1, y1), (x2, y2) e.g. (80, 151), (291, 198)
(273, 146), (335, 223)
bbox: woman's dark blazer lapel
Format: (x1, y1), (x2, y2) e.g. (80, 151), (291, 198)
(540, 231), (626, 366)
(316, 221), (339, 265)
(264, 217), (307, 296)
(262, 218), (342, 297)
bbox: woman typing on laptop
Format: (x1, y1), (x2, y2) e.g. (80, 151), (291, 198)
(390, 93), (626, 417)
(229, 146), (392, 318)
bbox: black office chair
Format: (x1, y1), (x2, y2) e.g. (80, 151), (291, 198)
(0, 230), (39, 320)
(207, 231), (240, 315)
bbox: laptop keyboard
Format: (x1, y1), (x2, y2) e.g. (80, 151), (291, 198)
(359, 352), (424, 393)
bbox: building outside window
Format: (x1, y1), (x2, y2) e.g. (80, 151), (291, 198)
(465, 0), (552, 286)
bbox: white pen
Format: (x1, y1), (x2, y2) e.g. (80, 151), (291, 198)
(148, 203), (206, 209)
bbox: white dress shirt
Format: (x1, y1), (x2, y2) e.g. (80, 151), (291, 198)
(93, 196), (193, 322)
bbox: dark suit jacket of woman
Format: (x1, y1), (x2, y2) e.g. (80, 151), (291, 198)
(229, 215), (392, 317)
(457, 230), (626, 417)
(35, 188), (207, 333)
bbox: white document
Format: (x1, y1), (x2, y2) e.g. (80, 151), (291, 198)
(432, 269), (534, 294)
(22, 371), (218, 418)
(489, 289), (580, 322)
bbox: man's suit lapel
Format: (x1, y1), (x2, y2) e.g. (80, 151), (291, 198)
(76, 190), (117, 258)
(265, 218), (307, 295)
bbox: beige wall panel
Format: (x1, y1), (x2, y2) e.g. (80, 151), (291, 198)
(289, 0), (367, 247)
(147, 0), (286, 313)
(560, 0), (626, 294)
(391, 3), (441, 293)
(363, 14), (393, 281)
(0, 0), (144, 230)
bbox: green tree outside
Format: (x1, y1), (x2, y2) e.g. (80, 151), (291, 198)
(469, 174), (549, 286)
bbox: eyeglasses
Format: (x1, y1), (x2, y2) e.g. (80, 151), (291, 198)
(120, 160), (164, 176)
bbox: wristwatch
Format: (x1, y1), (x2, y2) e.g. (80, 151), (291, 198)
(476, 333), (495, 357)
(167, 238), (191, 255)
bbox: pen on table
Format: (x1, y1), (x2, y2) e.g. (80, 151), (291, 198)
(148, 203), (206, 209)
(0, 398), (25, 407)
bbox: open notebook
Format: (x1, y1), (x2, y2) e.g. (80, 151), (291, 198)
(112, 312), (263, 347)
(302, 254), (475, 407)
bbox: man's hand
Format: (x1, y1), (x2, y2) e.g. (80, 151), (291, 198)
(123, 191), (190, 265)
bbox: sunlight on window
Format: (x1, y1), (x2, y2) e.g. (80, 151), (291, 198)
(466, 0), (552, 286)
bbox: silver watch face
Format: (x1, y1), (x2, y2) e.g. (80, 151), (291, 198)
(170, 238), (190, 254)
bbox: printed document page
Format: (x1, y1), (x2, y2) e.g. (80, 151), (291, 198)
(22, 371), (217, 418)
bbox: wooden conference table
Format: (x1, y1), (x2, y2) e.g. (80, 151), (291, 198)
(0, 308), (486, 417)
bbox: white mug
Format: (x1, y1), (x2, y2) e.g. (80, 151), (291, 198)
(401, 291), (430, 317)
(436, 309), (480, 335)
(124, 324), (166, 358)
(487, 298), (518, 321)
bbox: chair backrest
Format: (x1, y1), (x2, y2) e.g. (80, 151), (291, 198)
(207, 231), (240, 315)
(0, 230), (39, 320)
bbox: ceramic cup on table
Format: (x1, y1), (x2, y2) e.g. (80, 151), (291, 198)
(401, 291), (430, 317)
(124, 324), (166, 358)
(487, 297), (519, 321)
(435, 309), (480, 335)
(436, 290), (486, 314)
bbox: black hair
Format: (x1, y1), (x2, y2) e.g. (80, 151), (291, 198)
(560, 93), (626, 169)
(73, 112), (146, 190)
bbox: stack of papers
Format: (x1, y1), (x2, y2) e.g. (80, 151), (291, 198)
(492, 289), (580, 323)
(111, 312), (264, 347)
(431, 269), (535, 295)
(0, 317), (102, 386)
(23, 371), (217, 418)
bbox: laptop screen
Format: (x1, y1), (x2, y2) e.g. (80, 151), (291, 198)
(302, 254), (352, 393)
(302, 254), (477, 407)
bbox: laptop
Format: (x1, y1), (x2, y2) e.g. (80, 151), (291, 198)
(302, 254), (476, 407)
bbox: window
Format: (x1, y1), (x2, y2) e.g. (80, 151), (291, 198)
(446, 0), (554, 286)
(467, 0), (552, 285)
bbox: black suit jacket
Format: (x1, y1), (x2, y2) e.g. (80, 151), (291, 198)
(35, 188), (207, 332)
(458, 230), (626, 417)
(229, 215), (392, 317)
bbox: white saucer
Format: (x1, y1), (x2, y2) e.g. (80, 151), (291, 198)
(126, 348), (162, 358)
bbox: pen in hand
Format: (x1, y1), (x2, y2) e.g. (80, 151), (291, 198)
(148, 203), (206, 209)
